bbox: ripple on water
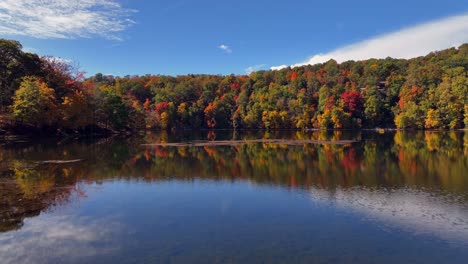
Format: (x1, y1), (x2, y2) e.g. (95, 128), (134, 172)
(309, 186), (468, 246)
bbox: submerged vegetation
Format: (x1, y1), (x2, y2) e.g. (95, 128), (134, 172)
(0, 39), (467, 133)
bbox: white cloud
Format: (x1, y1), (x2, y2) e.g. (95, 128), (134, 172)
(272, 13), (468, 70)
(218, 44), (232, 53)
(0, 0), (135, 40)
(270, 65), (288, 71)
(245, 64), (266, 74)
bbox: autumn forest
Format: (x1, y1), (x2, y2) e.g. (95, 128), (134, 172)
(1, 39), (467, 134)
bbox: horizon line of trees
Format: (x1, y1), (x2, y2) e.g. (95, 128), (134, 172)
(0, 39), (467, 133)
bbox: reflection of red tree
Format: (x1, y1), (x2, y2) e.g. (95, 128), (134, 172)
(207, 131), (217, 141)
(144, 150), (151, 161)
(398, 149), (405, 161)
(341, 149), (361, 170)
(154, 147), (169, 158)
(397, 150), (418, 175)
(203, 146), (217, 158)
(290, 175), (296, 188)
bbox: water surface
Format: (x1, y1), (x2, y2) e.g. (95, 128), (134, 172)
(1, 131), (467, 263)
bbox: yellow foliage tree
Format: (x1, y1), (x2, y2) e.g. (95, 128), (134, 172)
(11, 77), (57, 127)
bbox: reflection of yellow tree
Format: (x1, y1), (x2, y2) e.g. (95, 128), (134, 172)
(425, 132), (441, 151)
(465, 132), (468, 155)
(395, 131), (468, 192)
(13, 162), (55, 198)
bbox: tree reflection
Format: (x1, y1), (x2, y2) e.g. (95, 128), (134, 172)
(1, 130), (467, 232)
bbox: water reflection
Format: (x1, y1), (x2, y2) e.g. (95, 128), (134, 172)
(0, 131), (468, 262)
(1, 131), (468, 231)
(0, 214), (123, 264)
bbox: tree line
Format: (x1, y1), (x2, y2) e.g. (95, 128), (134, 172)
(0, 39), (467, 133)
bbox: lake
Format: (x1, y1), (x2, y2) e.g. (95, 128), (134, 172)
(1, 130), (468, 263)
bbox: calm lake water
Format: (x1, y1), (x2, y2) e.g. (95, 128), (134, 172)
(1, 130), (468, 263)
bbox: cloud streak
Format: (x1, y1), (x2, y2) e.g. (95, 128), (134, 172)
(245, 64), (266, 74)
(218, 44), (232, 53)
(0, 0), (135, 40)
(272, 13), (468, 70)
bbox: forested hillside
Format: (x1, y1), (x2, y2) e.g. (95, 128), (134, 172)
(0, 39), (467, 133)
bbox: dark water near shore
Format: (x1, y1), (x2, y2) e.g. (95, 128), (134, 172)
(1, 130), (468, 263)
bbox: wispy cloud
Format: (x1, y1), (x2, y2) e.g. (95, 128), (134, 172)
(218, 44), (232, 53)
(245, 64), (266, 74)
(0, 0), (135, 40)
(44, 56), (74, 65)
(22, 46), (38, 53)
(272, 13), (468, 70)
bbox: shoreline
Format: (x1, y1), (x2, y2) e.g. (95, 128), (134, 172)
(1, 127), (466, 141)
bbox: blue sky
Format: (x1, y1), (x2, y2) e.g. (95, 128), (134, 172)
(0, 0), (467, 76)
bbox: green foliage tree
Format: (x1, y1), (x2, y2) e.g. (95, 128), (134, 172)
(93, 86), (133, 130)
(364, 87), (384, 127)
(0, 39), (42, 109)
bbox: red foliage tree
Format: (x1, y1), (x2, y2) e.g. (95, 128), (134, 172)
(341, 91), (364, 118)
(290, 72), (299, 82)
(155, 102), (169, 114)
